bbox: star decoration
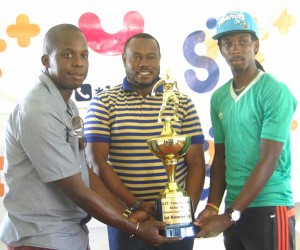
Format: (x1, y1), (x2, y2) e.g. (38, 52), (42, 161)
(272, 9), (296, 35)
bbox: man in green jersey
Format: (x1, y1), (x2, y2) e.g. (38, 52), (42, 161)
(195, 11), (297, 250)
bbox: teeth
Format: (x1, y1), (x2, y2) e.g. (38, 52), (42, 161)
(139, 72), (150, 75)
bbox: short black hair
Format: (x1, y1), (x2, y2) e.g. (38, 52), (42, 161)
(123, 33), (161, 56)
(43, 24), (83, 55)
(217, 32), (258, 46)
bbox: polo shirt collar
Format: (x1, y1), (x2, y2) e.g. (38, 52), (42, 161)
(122, 77), (164, 93)
(39, 71), (76, 115)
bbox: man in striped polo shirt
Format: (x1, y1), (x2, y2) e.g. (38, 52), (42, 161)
(84, 33), (206, 250)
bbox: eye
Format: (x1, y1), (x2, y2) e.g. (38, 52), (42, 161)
(221, 41), (231, 47)
(239, 39), (251, 46)
(63, 52), (72, 59)
(147, 54), (157, 60)
(82, 53), (89, 59)
(132, 55), (141, 60)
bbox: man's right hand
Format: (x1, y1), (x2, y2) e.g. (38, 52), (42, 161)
(195, 206), (218, 228)
(135, 220), (181, 246)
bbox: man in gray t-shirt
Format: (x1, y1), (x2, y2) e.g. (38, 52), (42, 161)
(0, 24), (177, 250)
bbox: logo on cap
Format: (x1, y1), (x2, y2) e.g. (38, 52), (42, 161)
(218, 12), (248, 30)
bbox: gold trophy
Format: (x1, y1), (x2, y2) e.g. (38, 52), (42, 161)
(147, 70), (198, 238)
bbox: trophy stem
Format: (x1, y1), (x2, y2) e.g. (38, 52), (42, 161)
(163, 156), (177, 184)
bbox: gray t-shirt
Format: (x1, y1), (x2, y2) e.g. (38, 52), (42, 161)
(0, 72), (90, 250)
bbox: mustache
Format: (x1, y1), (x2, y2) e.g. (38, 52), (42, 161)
(229, 56), (244, 62)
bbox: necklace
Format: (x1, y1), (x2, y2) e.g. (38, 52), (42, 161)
(234, 85), (248, 93)
(233, 69), (260, 94)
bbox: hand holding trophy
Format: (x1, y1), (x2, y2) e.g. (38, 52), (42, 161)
(147, 70), (199, 238)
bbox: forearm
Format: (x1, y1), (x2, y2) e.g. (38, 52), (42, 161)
(86, 142), (138, 208)
(77, 188), (133, 231)
(207, 144), (226, 207)
(184, 144), (206, 209)
(231, 159), (277, 211)
(89, 168), (128, 210)
(99, 162), (138, 208)
(208, 162), (226, 207)
(185, 167), (205, 210)
(56, 173), (137, 234)
(231, 139), (283, 211)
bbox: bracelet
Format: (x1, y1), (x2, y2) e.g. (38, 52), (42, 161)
(122, 209), (132, 218)
(129, 199), (143, 212)
(129, 222), (140, 238)
(206, 203), (219, 212)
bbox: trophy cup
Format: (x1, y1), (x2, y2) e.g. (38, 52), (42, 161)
(147, 70), (198, 238)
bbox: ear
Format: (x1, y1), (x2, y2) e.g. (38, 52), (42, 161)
(122, 53), (126, 66)
(219, 46), (225, 57)
(254, 40), (259, 55)
(41, 54), (50, 68)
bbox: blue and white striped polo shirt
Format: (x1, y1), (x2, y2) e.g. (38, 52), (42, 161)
(84, 77), (204, 201)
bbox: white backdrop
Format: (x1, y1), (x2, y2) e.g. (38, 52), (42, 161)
(0, 0), (299, 249)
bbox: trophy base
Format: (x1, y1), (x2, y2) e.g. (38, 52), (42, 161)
(156, 197), (200, 238)
(161, 223), (200, 238)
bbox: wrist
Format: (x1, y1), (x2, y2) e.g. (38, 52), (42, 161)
(206, 202), (219, 213)
(121, 208), (140, 238)
(129, 222), (140, 238)
(129, 199), (143, 212)
(225, 207), (241, 222)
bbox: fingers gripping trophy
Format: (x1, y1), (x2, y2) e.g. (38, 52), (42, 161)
(147, 70), (198, 238)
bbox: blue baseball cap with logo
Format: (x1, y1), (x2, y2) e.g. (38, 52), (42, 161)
(212, 11), (259, 40)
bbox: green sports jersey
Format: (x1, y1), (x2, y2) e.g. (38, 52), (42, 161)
(211, 71), (297, 207)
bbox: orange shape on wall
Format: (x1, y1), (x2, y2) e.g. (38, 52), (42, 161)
(6, 14), (40, 48)
(0, 39), (7, 78)
(0, 156), (4, 196)
(291, 119), (298, 131)
(0, 39), (6, 52)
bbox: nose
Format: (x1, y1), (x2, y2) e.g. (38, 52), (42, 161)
(138, 56), (149, 67)
(73, 55), (84, 66)
(230, 42), (241, 54)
